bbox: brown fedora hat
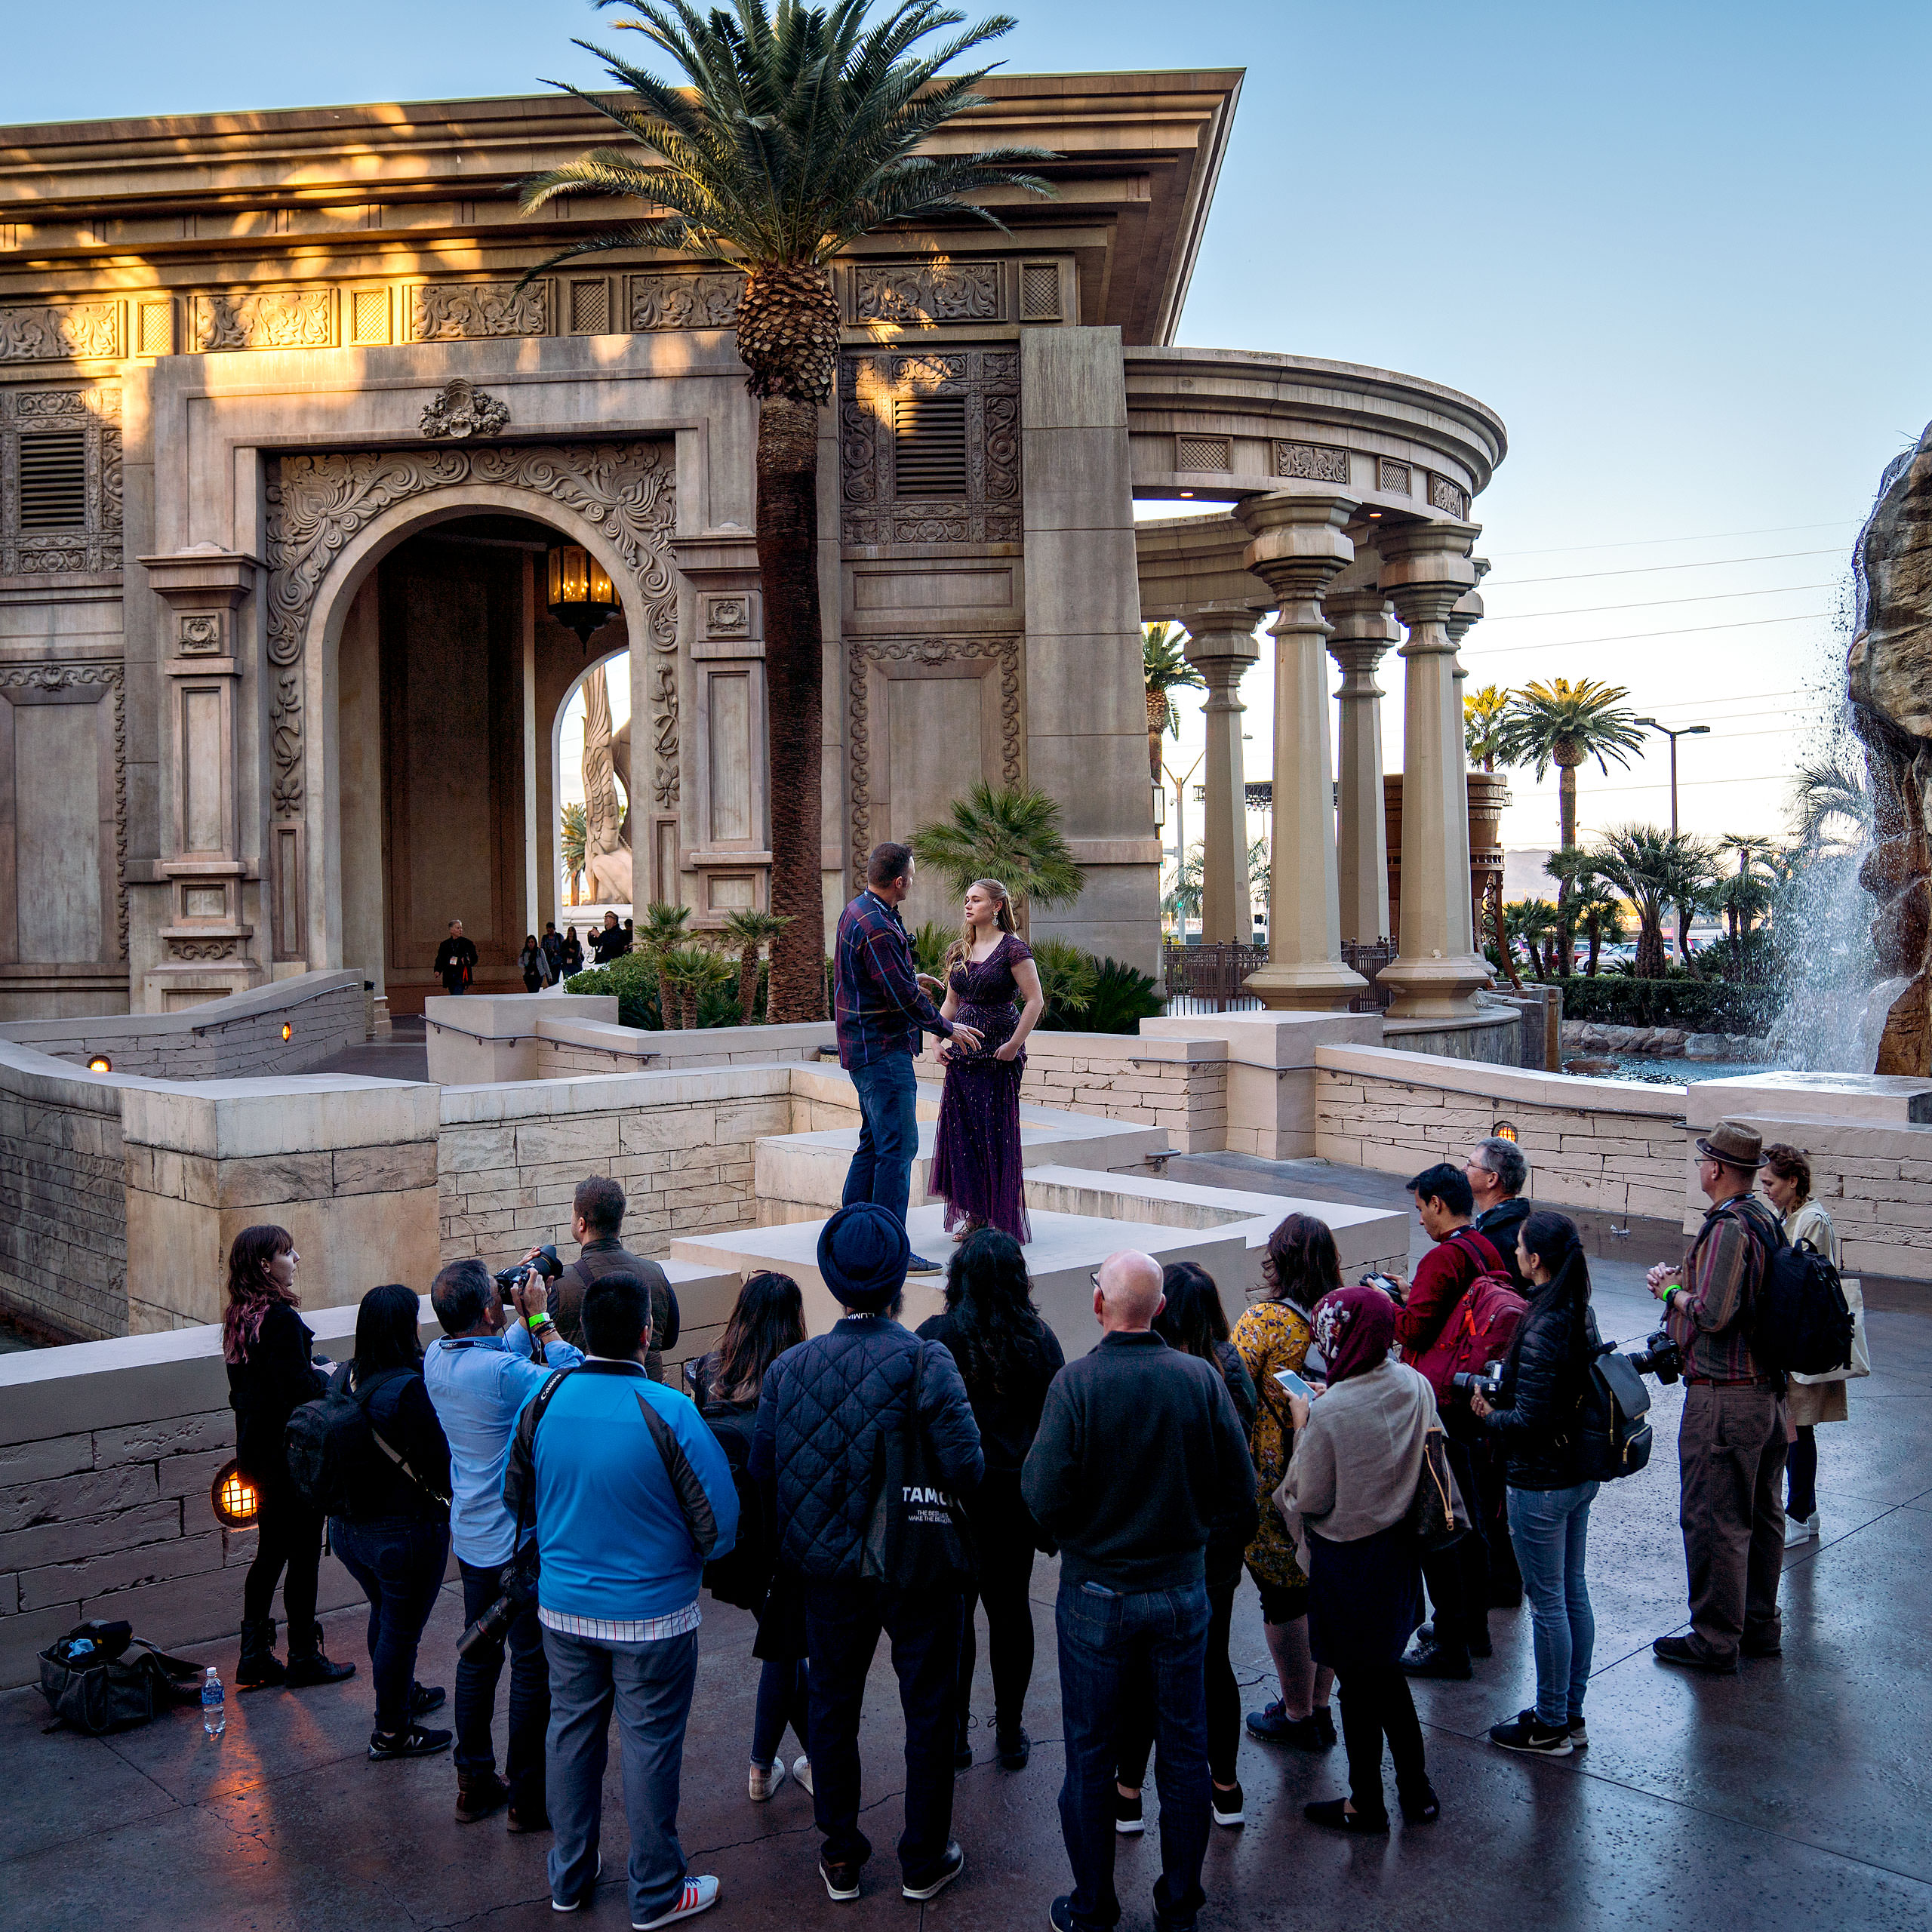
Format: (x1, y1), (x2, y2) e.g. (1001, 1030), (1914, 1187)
(1695, 1118), (1767, 1170)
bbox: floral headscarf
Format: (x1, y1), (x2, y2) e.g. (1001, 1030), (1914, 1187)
(1311, 1284), (1398, 1384)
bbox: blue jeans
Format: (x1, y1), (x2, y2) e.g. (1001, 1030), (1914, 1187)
(456, 1556), (549, 1809)
(331, 1513), (450, 1737)
(751, 1655), (808, 1770)
(1055, 1576), (1211, 1931)
(1506, 1481), (1598, 1727)
(543, 1623), (698, 1923)
(844, 1053), (919, 1228)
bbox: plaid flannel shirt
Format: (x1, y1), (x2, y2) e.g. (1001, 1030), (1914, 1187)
(1667, 1193), (1780, 1380)
(833, 889), (953, 1071)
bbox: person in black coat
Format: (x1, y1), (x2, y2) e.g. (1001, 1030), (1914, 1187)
(223, 1225), (355, 1691)
(1469, 1211), (1602, 1757)
(435, 919), (478, 995)
(918, 1229), (1066, 1772)
(330, 1282), (454, 1761)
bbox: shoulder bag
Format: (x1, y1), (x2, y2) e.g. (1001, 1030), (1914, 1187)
(1404, 1423), (1470, 1552)
(861, 1343), (978, 1594)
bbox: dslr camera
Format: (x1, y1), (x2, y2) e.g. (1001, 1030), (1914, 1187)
(494, 1244), (562, 1304)
(1624, 1329), (1683, 1385)
(1449, 1359), (1506, 1402)
(456, 1542), (540, 1661)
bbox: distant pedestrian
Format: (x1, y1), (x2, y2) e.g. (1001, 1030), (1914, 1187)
(832, 843), (981, 1274)
(519, 934), (548, 993)
(1022, 1251), (1254, 1932)
(561, 927), (584, 977)
(542, 922), (565, 983)
(435, 919), (478, 995)
(1762, 1143), (1847, 1546)
(751, 1204), (983, 1906)
(592, 910), (629, 964)
(505, 1272), (737, 1926)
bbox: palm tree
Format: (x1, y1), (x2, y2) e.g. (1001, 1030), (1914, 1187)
(519, 1), (1053, 1023)
(909, 780), (1085, 934)
(560, 801), (588, 904)
(1143, 622), (1204, 782)
(720, 907), (792, 1022)
(1497, 677), (1647, 857)
(1464, 682), (1512, 772)
(635, 899), (693, 1022)
(1029, 937), (1097, 1025)
(1589, 825), (1712, 979)
(1715, 833), (1777, 969)
(1503, 897), (1561, 980)
(1789, 743), (1872, 851)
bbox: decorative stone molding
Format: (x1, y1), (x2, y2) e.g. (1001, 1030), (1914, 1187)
(0, 385), (122, 577)
(168, 939), (238, 962)
(192, 290), (335, 352)
(703, 592), (752, 638)
(629, 272), (741, 331)
(420, 380), (509, 441)
(853, 260), (1003, 325)
(1429, 474), (1469, 519)
(409, 281), (549, 341)
(0, 300), (123, 363)
(839, 349), (1020, 546)
(846, 634), (1022, 874)
(1275, 439), (1351, 485)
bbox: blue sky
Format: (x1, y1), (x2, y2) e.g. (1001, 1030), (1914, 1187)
(8, 1), (1929, 848)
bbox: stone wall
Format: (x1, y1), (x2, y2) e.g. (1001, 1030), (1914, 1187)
(1314, 1042), (1687, 1220)
(1020, 1031), (1228, 1152)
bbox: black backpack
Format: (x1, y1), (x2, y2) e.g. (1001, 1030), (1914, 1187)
(1722, 1203), (1856, 1379)
(285, 1364), (424, 1515)
(1572, 1340), (1655, 1482)
(697, 1401), (775, 1612)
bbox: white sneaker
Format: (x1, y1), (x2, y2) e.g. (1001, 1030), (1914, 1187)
(1783, 1510), (1820, 1546)
(635, 1875), (719, 1928)
(749, 1758), (787, 1801)
(553, 1850), (601, 1912)
(792, 1753), (814, 1796)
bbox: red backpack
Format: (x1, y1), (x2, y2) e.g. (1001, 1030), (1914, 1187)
(1409, 1229), (1527, 1401)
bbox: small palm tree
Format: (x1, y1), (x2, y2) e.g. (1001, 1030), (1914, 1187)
(560, 801), (588, 904)
(635, 900), (693, 1020)
(1164, 843), (1204, 924)
(519, 0), (1053, 1023)
(1590, 825), (1711, 979)
(719, 908), (792, 1023)
(1789, 743), (1872, 851)
(1503, 897), (1561, 980)
(1143, 622), (1204, 783)
(909, 781), (1085, 934)
(1464, 682), (1512, 772)
(1029, 937), (1097, 1026)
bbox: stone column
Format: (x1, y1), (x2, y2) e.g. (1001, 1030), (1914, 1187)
(1377, 520), (1487, 1017)
(1237, 493), (1366, 1010)
(1324, 584), (1399, 946)
(1178, 604), (1261, 945)
(1447, 577), (1486, 952)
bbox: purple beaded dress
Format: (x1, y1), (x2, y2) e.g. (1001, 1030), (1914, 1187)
(929, 933), (1033, 1244)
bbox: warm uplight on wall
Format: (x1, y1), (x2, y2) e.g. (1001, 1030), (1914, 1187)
(1492, 1120), (1518, 1143)
(211, 1460), (261, 1528)
(281, 1023), (293, 1041)
(88, 1055), (112, 1073)
(546, 543), (619, 650)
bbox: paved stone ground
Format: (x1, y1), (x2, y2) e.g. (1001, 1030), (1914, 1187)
(5, 1162), (1929, 1930)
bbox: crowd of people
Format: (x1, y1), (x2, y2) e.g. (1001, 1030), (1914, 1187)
(441, 913), (624, 996)
(214, 1092), (1853, 1930)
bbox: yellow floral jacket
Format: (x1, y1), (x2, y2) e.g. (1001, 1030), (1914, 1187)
(1232, 1297), (1313, 1589)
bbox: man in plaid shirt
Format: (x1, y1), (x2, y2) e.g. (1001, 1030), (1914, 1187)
(834, 844), (981, 1272)
(1645, 1117), (1786, 1675)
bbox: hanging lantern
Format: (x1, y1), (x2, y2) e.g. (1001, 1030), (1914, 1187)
(211, 1460), (261, 1528)
(546, 544), (619, 651)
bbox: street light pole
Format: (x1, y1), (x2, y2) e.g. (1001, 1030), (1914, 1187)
(1633, 718), (1712, 839)
(1162, 751), (1204, 926)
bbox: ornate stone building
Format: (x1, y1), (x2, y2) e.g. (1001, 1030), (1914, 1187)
(0, 72), (1504, 1018)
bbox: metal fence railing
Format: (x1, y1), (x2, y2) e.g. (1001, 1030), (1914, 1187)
(1161, 938), (1400, 1016)
(1341, 939), (1398, 1014)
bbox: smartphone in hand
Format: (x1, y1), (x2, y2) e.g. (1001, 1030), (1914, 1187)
(1274, 1368), (1314, 1403)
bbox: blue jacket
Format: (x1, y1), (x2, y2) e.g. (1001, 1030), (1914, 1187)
(505, 1359), (739, 1624)
(752, 1315), (983, 1580)
(424, 1326), (583, 1568)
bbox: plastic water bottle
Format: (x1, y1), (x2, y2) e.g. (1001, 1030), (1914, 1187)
(202, 1665), (225, 1740)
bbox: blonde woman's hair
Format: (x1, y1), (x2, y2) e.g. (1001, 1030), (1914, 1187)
(943, 878), (1017, 973)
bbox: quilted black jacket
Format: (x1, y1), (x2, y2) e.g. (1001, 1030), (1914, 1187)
(751, 1315), (983, 1581)
(1479, 1277), (1602, 1491)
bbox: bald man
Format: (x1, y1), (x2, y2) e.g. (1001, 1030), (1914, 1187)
(1022, 1252), (1255, 1932)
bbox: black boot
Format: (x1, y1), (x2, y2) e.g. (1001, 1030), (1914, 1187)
(285, 1620), (355, 1688)
(236, 1617), (286, 1690)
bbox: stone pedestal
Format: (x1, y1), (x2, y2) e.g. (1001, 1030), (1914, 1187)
(1178, 605), (1260, 945)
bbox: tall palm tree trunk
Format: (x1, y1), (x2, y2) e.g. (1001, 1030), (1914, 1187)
(1490, 877), (1522, 990)
(758, 393), (827, 1024)
(737, 946), (759, 1025)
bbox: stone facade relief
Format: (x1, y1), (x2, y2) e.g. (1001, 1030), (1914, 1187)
(0, 385), (122, 577)
(408, 281), (549, 340)
(419, 379), (509, 440)
(0, 300), (123, 363)
(1275, 439), (1351, 485)
(629, 272), (742, 331)
(191, 290), (335, 352)
(852, 260), (1004, 325)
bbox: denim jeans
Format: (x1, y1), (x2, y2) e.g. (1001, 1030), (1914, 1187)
(1055, 1576), (1211, 1931)
(330, 1512), (450, 1736)
(543, 1623), (698, 1924)
(844, 1053), (919, 1227)
(751, 1655), (808, 1770)
(804, 1579), (961, 1881)
(456, 1556), (549, 1809)
(1506, 1481), (1599, 1726)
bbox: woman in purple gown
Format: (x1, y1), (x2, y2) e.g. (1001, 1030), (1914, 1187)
(927, 879), (1045, 1244)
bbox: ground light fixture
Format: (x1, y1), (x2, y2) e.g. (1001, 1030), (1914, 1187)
(211, 1460), (261, 1528)
(546, 543), (619, 651)
(281, 1023), (293, 1041)
(87, 1054), (112, 1072)
(1491, 1120), (1518, 1143)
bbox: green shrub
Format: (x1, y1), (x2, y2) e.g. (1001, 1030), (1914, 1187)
(1546, 974), (1774, 1035)
(565, 953), (663, 1030)
(910, 921), (954, 981)
(1052, 955), (1164, 1035)
(1033, 938), (1098, 1029)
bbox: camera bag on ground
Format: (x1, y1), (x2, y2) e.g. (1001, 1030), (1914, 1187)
(1573, 1340), (1654, 1481)
(1719, 1203), (1857, 1379)
(38, 1620), (202, 1735)
(284, 1362), (431, 1515)
(1409, 1232), (1527, 1402)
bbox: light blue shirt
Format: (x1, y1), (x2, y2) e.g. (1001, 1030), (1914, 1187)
(425, 1324), (583, 1567)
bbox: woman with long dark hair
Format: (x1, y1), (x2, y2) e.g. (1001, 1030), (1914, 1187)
(1114, 1262), (1260, 1829)
(918, 1227), (1065, 1767)
(223, 1225), (355, 1692)
(518, 934), (548, 992)
(331, 1281), (454, 1761)
(689, 1272), (815, 1802)
(1761, 1143), (1847, 1544)
(1233, 1213), (1340, 1751)
(1469, 1210), (1602, 1755)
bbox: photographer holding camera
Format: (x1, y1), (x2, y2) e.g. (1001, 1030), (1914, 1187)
(1467, 1211), (1602, 1756)
(425, 1257), (583, 1828)
(550, 1177), (681, 1383)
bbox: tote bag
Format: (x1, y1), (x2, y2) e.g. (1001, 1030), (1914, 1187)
(860, 1346), (977, 1595)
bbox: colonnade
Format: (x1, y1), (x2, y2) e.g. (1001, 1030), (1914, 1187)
(1137, 491), (1491, 1020)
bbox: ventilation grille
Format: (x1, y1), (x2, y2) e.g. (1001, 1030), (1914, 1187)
(571, 280), (611, 335)
(137, 301), (174, 357)
(1176, 433), (1231, 472)
(893, 395), (968, 497)
(1378, 458), (1412, 495)
(1020, 262), (1061, 320)
(18, 432), (88, 531)
(351, 288), (391, 345)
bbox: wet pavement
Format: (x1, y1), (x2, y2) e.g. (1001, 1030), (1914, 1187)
(4, 1171), (1927, 1930)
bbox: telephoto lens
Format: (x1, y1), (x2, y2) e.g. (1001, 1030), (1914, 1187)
(494, 1244), (563, 1299)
